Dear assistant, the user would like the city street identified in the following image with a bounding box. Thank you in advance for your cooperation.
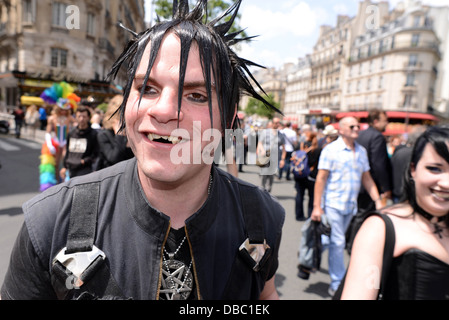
[0,130,337,300]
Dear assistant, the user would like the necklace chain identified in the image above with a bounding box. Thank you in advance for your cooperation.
[161,235,193,300]
[164,235,187,258]
[159,172,212,300]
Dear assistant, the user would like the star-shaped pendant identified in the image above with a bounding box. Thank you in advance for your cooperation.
[160,260,193,300]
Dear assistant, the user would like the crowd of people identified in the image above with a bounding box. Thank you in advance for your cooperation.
[1,0,448,301]
[235,109,449,300]
[31,95,135,191]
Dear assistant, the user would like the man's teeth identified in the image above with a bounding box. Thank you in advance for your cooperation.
[147,133,184,144]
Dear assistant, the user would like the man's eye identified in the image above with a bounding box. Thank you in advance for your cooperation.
[137,85,157,95]
[187,93,208,103]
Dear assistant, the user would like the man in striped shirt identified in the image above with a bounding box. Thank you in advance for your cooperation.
[311,116,383,296]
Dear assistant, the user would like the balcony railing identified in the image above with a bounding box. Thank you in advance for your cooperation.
[349,41,440,63]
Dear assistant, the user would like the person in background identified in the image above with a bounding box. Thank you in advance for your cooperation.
[319,124,339,148]
[311,116,383,296]
[39,106,48,130]
[12,105,24,138]
[356,109,392,210]
[387,134,403,158]
[341,126,449,300]
[25,104,40,139]
[279,121,298,180]
[258,117,286,193]
[293,131,321,221]
[39,100,76,191]
[91,109,104,130]
[96,95,134,170]
[60,106,99,180]
[391,126,426,203]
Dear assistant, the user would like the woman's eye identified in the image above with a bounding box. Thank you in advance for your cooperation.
[187,93,208,103]
[426,165,442,173]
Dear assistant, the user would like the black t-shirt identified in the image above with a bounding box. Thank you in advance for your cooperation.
[307,148,322,179]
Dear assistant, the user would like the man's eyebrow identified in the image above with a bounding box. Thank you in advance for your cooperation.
[183,80,215,89]
[134,75,215,89]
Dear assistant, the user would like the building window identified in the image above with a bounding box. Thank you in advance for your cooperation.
[23,0,36,23]
[51,48,67,68]
[409,54,418,67]
[411,33,420,47]
[381,56,386,70]
[413,15,421,27]
[405,73,415,86]
[403,94,413,107]
[379,39,385,53]
[87,13,95,36]
[379,76,384,89]
[52,2,68,27]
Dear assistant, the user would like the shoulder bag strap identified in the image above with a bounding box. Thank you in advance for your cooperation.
[376,213,395,300]
[333,212,395,300]
[237,184,271,272]
[51,182,125,299]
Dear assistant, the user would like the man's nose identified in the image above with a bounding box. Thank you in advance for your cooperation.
[147,88,183,123]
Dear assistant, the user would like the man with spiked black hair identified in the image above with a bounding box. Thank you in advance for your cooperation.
[1,0,285,300]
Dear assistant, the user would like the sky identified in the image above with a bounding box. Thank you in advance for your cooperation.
[144,0,448,69]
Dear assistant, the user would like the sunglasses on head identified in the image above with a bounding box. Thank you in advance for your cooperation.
[349,125,360,130]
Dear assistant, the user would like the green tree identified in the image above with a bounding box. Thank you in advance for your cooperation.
[153,0,246,37]
[244,94,279,120]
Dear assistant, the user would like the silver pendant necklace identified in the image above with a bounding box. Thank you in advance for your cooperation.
[159,173,212,300]
[160,235,193,300]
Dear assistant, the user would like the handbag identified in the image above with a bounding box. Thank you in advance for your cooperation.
[333,212,395,300]
[256,150,270,167]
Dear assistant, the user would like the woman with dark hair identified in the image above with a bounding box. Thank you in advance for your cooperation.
[340,126,449,299]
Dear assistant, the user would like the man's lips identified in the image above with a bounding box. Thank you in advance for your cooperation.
[145,132,188,145]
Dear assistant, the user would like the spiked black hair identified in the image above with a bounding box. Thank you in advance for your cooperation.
[107,0,281,132]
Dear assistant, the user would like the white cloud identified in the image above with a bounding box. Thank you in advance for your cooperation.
[240,2,320,40]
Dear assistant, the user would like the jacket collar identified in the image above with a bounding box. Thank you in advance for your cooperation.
[123,159,220,240]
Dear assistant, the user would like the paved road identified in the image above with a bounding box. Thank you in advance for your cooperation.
[0,129,339,300]
[0,133,41,286]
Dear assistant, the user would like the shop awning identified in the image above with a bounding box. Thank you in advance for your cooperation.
[20,96,44,106]
[336,111,439,122]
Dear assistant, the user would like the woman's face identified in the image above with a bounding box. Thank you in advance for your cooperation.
[411,143,449,217]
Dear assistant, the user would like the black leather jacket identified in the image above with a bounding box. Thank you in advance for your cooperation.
[12,159,284,299]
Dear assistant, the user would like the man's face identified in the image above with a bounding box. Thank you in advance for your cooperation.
[374,112,388,133]
[339,117,360,141]
[125,32,222,184]
[76,111,90,129]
